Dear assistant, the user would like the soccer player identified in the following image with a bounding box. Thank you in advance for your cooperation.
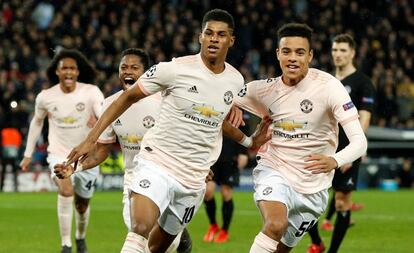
[234,23,368,253]
[307,34,375,253]
[65,9,271,253]
[54,48,192,253]
[20,49,104,253]
[203,136,248,243]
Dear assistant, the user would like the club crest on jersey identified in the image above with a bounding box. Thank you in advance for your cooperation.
[145,65,157,77]
[142,115,155,128]
[263,187,273,195]
[223,91,233,105]
[139,179,151,188]
[342,101,355,111]
[300,99,313,113]
[76,102,85,112]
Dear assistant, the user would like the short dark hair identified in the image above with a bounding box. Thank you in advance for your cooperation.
[202,9,234,32]
[277,23,313,48]
[121,48,150,71]
[46,49,96,84]
[332,34,356,49]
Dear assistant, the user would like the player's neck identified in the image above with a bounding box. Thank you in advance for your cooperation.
[201,55,226,74]
[335,64,356,80]
[59,82,76,93]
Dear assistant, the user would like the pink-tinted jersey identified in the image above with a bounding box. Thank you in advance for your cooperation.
[135,54,245,189]
[236,68,359,194]
[98,91,161,194]
[24,82,104,158]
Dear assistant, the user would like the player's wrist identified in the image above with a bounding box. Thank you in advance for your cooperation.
[239,135,253,148]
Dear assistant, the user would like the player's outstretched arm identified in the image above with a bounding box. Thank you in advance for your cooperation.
[67,85,146,165]
[20,114,45,171]
[223,116,272,149]
[54,143,111,179]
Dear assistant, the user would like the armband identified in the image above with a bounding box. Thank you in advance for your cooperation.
[239,135,253,148]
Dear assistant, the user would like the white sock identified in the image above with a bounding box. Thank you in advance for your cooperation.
[249,232,279,253]
[58,195,73,247]
[120,232,147,253]
[75,206,90,239]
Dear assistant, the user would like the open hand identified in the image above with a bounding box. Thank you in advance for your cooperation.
[304,154,338,174]
[251,116,272,148]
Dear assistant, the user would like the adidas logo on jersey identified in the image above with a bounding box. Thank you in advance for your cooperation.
[187,85,198,93]
[114,119,122,126]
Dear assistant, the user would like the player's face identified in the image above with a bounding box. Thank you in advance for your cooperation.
[277,36,313,85]
[119,54,145,90]
[331,42,355,68]
[55,58,79,88]
[199,21,235,62]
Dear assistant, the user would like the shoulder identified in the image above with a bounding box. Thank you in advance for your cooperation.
[37,84,59,99]
[103,90,122,106]
[172,54,198,65]
[355,71,374,86]
[309,68,337,83]
[78,82,102,92]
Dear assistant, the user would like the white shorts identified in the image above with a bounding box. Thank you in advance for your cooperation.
[47,155,100,199]
[253,165,329,247]
[129,157,206,235]
[122,192,131,231]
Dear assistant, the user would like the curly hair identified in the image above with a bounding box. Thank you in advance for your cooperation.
[121,48,150,71]
[46,49,97,85]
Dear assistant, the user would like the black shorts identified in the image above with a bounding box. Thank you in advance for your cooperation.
[211,158,240,187]
[332,158,361,192]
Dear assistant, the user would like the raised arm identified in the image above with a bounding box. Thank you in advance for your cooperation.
[66,84,146,164]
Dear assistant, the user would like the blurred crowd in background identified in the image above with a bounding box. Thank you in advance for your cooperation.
[0,0,413,182]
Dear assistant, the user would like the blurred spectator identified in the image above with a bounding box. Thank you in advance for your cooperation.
[2,0,414,164]
[0,121,22,192]
[396,75,414,122]
[396,158,414,188]
[31,1,55,30]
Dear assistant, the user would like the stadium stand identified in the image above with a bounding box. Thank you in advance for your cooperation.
[1,0,413,190]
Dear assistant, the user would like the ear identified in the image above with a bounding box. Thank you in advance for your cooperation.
[276,48,280,61]
[308,49,313,63]
[229,35,235,47]
[351,48,356,59]
[199,32,203,44]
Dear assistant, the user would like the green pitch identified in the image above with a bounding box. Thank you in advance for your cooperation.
[0,190,411,252]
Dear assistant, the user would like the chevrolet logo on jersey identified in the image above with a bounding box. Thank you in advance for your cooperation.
[120,134,143,144]
[57,117,79,124]
[192,105,222,118]
[184,104,223,127]
[273,120,307,132]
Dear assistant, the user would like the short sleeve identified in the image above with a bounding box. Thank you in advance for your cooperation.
[91,86,104,117]
[34,91,48,120]
[135,61,176,95]
[327,79,359,126]
[97,97,116,143]
[234,80,269,118]
[358,77,375,113]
